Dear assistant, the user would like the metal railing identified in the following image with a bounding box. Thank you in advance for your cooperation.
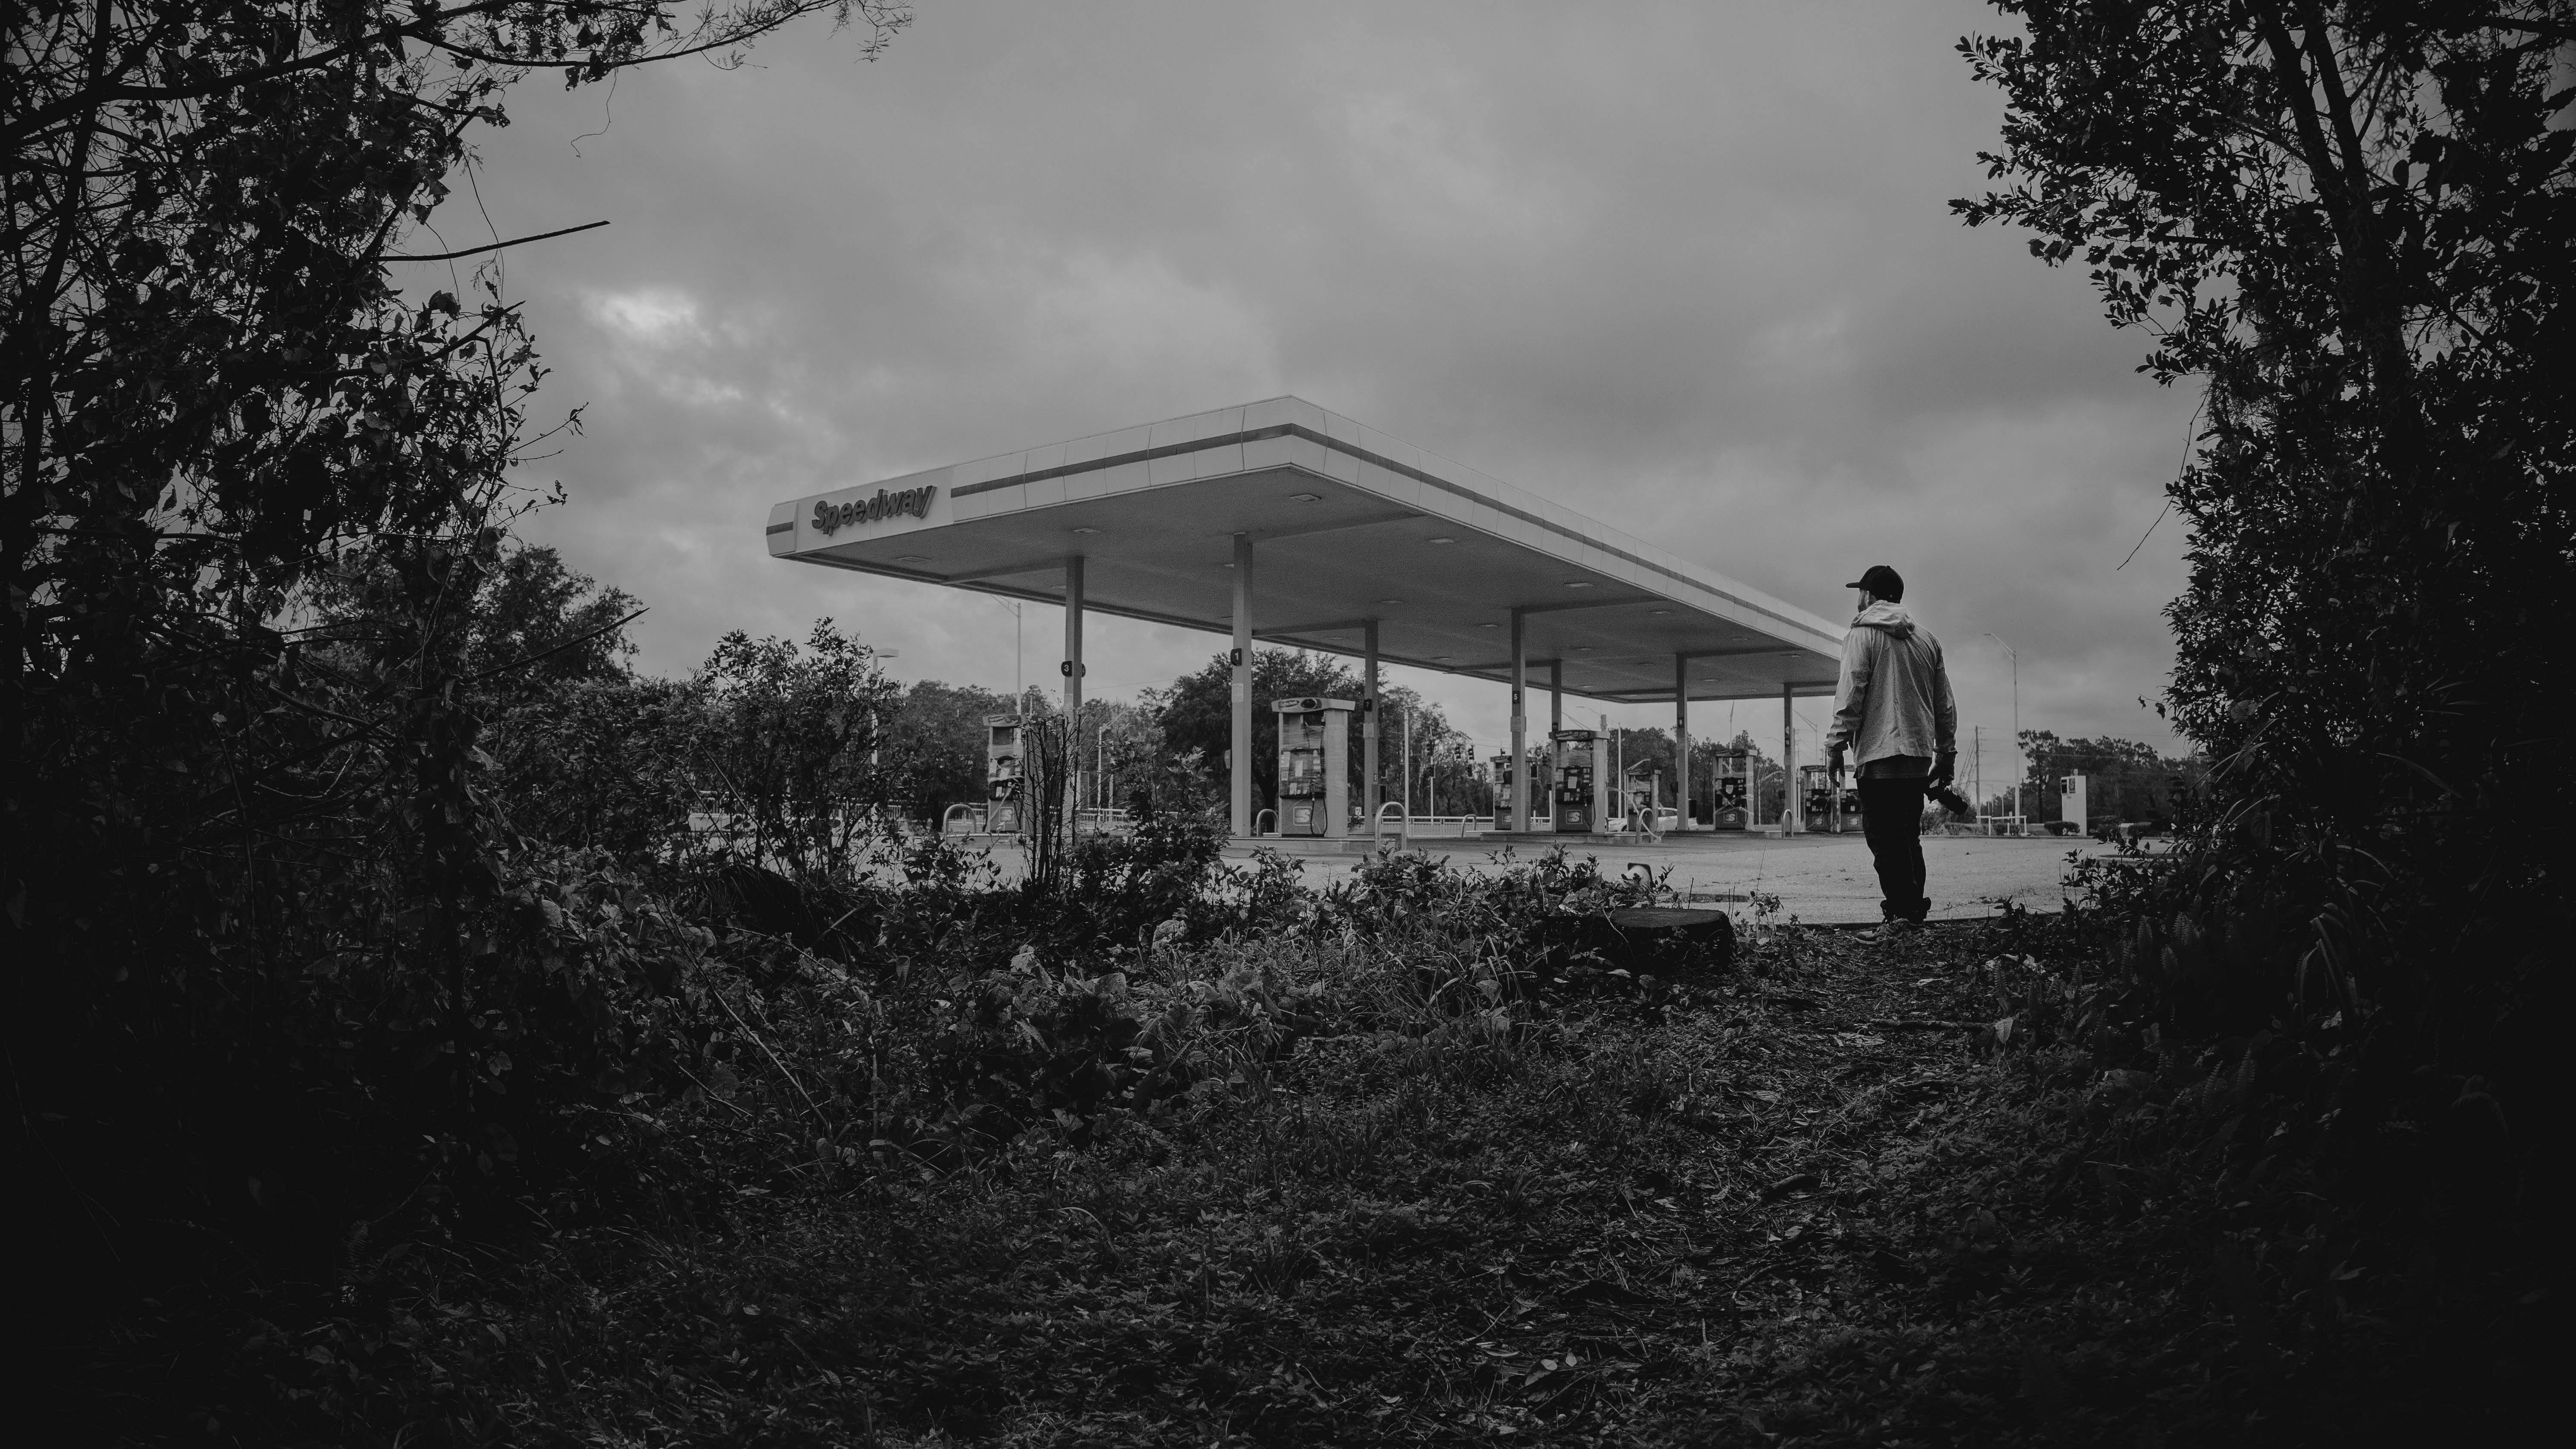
[1073,807,1133,835]
[1374,801,1407,848]
[942,803,1137,837]
[1391,813,1486,838]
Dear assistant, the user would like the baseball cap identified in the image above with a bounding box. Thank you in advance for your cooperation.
[1843,564,1904,600]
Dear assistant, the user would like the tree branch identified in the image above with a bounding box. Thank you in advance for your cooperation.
[385,219,609,262]
[0,6,515,150]
[462,604,647,684]
[2442,15,2576,45]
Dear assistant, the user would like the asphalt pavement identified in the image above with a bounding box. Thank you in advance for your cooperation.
[1222,830,2110,925]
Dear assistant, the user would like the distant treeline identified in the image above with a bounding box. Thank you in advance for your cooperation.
[2016,731,2205,828]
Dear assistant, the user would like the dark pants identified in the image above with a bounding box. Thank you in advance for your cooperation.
[1857,775,1930,922]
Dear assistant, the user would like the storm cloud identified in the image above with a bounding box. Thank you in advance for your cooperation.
[445,0,2198,766]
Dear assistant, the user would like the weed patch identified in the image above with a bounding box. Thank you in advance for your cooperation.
[162,896,2538,1446]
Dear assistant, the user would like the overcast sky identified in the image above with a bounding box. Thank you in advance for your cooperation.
[440,0,2199,774]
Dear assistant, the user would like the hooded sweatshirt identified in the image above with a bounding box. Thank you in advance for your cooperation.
[1825,601,1957,771]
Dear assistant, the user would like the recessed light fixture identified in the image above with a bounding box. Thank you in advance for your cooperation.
[1432,655,1456,662]
[895,554,928,563]
[1563,581,1594,590]
[1288,492,1323,503]
[1649,608,1674,616]
[1427,535,1457,545]
[1574,646,1595,652]
[1072,526,1101,535]
[1377,598,1405,605]
[1479,622,1500,629]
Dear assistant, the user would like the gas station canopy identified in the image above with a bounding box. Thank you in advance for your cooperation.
[765,397,1842,702]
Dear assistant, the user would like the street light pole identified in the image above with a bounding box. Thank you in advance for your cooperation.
[1984,633,2020,823]
[992,598,1024,707]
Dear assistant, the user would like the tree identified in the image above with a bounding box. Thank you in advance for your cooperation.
[885,678,1014,826]
[2017,729,2204,827]
[1958,1,2571,812]
[3,2,911,1394]
[1956,3,2568,1123]
[1707,729,1786,825]
[4,0,916,901]
[696,620,902,875]
[6,0,913,794]
[1374,681,1480,819]
[1079,697,1166,812]
[463,542,642,702]
[306,536,681,854]
[1153,648,1366,812]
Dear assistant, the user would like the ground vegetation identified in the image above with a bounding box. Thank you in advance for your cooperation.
[95,852,2537,1444]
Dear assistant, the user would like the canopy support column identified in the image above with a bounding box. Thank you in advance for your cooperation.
[1064,554,1085,830]
[1510,609,1529,833]
[1674,654,1691,833]
[1781,682,1798,835]
[1231,535,1253,838]
[1363,620,1381,838]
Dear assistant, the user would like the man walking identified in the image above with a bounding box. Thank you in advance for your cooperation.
[1824,565,1957,927]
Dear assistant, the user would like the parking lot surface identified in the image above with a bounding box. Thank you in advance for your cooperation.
[1227,830,2112,925]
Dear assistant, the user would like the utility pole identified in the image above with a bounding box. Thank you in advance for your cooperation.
[1984,633,2021,823]
[1973,726,1984,817]
[1401,706,1412,818]
[993,598,1023,708]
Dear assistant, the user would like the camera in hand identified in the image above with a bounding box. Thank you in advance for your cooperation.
[1929,783,1972,817]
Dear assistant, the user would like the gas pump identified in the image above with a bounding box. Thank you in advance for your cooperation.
[1838,775,1865,832]
[1622,762,1663,834]
[1710,750,1751,830]
[983,712,1026,834]
[1798,764,1838,833]
[1490,754,1515,831]
[2061,772,2089,837]
[1548,729,1609,832]
[1271,696,1353,837]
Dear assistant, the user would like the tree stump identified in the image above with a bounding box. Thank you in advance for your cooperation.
[1543,907,1735,978]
